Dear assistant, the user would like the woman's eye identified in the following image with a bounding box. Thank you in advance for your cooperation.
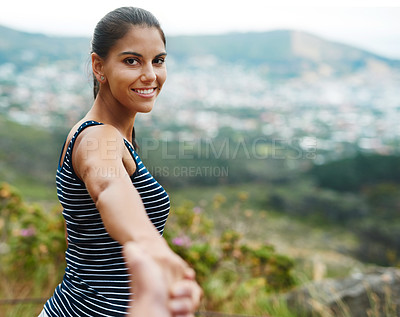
[125,58,138,65]
[153,58,165,65]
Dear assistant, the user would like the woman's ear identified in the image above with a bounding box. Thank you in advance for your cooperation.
[92,53,106,83]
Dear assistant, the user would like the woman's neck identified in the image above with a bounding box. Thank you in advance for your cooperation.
[85,93,137,143]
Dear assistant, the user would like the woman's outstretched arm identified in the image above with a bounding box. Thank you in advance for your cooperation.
[73,124,201,315]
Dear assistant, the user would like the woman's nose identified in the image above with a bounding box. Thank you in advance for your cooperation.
[141,63,156,82]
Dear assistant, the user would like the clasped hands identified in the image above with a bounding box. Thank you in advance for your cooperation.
[124,242,203,317]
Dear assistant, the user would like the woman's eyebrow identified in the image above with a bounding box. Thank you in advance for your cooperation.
[155,52,167,57]
[118,51,167,57]
[119,51,142,57]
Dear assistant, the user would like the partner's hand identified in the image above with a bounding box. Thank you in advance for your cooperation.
[124,242,202,317]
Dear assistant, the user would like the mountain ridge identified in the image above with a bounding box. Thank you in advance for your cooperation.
[0,24,399,76]
[166,29,400,76]
[167,28,396,61]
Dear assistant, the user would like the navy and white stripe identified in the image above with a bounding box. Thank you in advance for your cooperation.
[44,121,170,316]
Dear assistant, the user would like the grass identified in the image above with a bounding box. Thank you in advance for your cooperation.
[0,265,63,317]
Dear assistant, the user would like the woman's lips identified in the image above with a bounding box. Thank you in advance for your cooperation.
[132,88,157,98]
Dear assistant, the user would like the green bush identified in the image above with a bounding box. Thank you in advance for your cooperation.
[164,197,295,313]
[0,182,66,282]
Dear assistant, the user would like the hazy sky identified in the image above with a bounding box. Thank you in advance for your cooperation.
[1,0,400,59]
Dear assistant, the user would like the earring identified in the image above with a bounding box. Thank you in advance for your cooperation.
[100,75,105,81]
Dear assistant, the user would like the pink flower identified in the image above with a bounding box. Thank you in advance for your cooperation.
[20,227,36,237]
[172,235,192,247]
[193,206,203,214]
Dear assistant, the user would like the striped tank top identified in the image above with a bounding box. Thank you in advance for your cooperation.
[44,120,170,316]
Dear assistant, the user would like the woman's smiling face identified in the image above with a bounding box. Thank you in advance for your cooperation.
[101,26,167,114]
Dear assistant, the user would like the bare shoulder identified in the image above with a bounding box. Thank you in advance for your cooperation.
[77,123,122,140]
[72,123,127,181]
[70,123,133,200]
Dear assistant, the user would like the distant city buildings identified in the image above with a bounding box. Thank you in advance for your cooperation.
[1,54,400,163]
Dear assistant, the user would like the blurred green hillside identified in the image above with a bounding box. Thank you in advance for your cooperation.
[0,116,67,200]
[2,115,400,268]
[0,25,90,70]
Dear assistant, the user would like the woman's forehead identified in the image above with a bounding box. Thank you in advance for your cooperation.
[113,26,165,52]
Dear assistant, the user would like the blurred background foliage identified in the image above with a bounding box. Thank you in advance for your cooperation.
[2,116,400,315]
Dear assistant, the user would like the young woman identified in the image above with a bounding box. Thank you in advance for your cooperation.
[39,7,201,317]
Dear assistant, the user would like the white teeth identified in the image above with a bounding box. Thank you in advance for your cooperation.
[136,88,154,94]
